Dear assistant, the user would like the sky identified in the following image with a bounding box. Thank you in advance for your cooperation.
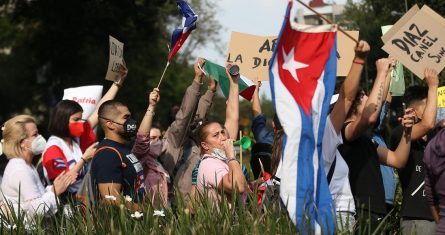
[196,0,350,100]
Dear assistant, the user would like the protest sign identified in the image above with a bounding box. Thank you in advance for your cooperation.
[381,5,445,79]
[227,31,358,79]
[226,32,276,81]
[105,36,124,82]
[63,85,103,119]
[438,86,445,108]
[337,31,359,76]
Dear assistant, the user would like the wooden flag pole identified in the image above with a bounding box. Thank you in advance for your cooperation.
[294,0,359,44]
[156,61,170,89]
[239,131,243,166]
[258,158,265,176]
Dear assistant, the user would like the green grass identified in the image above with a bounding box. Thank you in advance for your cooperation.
[0,185,405,235]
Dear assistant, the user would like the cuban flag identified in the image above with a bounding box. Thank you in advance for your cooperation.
[269,1,337,234]
[167,0,198,62]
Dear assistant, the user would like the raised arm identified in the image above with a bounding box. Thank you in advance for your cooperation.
[251,78,262,118]
[224,64,240,140]
[137,88,160,135]
[132,89,160,159]
[410,68,439,140]
[195,77,216,120]
[166,58,203,148]
[330,40,369,134]
[250,79,273,144]
[88,61,128,128]
[377,108,415,168]
[344,58,393,141]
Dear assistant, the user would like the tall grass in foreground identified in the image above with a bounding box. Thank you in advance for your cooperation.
[0,186,403,235]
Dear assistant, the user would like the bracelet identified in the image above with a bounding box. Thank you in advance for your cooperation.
[81,157,87,164]
[113,81,122,88]
[353,59,365,65]
[145,109,155,116]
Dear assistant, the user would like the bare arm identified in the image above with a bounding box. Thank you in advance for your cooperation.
[251,79,262,118]
[68,142,98,174]
[88,62,128,128]
[219,140,246,193]
[344,58,393,141]
[330,41,369,134]
[224,64,240,139]
[377,109,415,168]
[137,88,160,135]
[410,68,439,140]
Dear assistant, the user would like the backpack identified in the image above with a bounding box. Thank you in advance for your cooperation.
[75,146,126,211]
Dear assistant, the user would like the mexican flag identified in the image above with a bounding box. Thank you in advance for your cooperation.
[204,60,256,101]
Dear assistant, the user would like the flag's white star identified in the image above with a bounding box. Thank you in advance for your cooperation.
[282,47,308,82]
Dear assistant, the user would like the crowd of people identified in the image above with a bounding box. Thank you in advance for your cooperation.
[0,40,444,234]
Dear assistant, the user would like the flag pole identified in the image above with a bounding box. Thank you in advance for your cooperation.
[156,61,170,89]
[258,158,265,176]
[239,131,243,166]
[294,0,359,44]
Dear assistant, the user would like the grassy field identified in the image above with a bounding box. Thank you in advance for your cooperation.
[0,185,406,235]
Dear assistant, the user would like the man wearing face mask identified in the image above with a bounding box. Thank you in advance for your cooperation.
[131,88,166,207]
[93,100,145,207]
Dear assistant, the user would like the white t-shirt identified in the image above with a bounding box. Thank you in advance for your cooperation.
[1,158,58,223]
[323,117,355,213]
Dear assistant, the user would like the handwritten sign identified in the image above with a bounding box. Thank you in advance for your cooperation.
[381,5,445,79]
[105,36,124,82]
[337,31,359,76]
[227,31,359,79]
[63,85,103,119]
[226,32,276,81]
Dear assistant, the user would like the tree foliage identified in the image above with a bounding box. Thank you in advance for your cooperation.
[0,0,221,131]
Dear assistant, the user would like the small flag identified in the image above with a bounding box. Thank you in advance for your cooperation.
[269,1,336,234]
[203,60,256,101]
[167,0,198,62]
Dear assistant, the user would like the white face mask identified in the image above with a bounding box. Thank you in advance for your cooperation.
[28,135,47,155]
[211,148,227,161]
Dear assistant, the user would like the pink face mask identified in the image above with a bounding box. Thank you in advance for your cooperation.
[148,139,163,159]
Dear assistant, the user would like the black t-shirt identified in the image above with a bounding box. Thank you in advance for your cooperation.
[338,122,387,214]
[390,126,433,220]
[92,139,145,202]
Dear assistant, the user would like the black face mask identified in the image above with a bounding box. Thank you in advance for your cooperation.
[108,118,138,138]
[121,118,138,138]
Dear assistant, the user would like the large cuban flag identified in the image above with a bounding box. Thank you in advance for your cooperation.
[269,1,337,234]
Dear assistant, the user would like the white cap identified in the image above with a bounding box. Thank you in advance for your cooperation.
[330,94,339,105]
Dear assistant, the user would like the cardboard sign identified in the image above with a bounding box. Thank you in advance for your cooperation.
[63,85,103,119]
[381,5,445,79]
[226,31,359,79]
[105,36,124,82]
[226,32,276,81]
[337,31,359,76]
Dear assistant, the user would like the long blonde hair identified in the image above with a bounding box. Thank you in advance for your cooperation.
[2,115,36,159]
